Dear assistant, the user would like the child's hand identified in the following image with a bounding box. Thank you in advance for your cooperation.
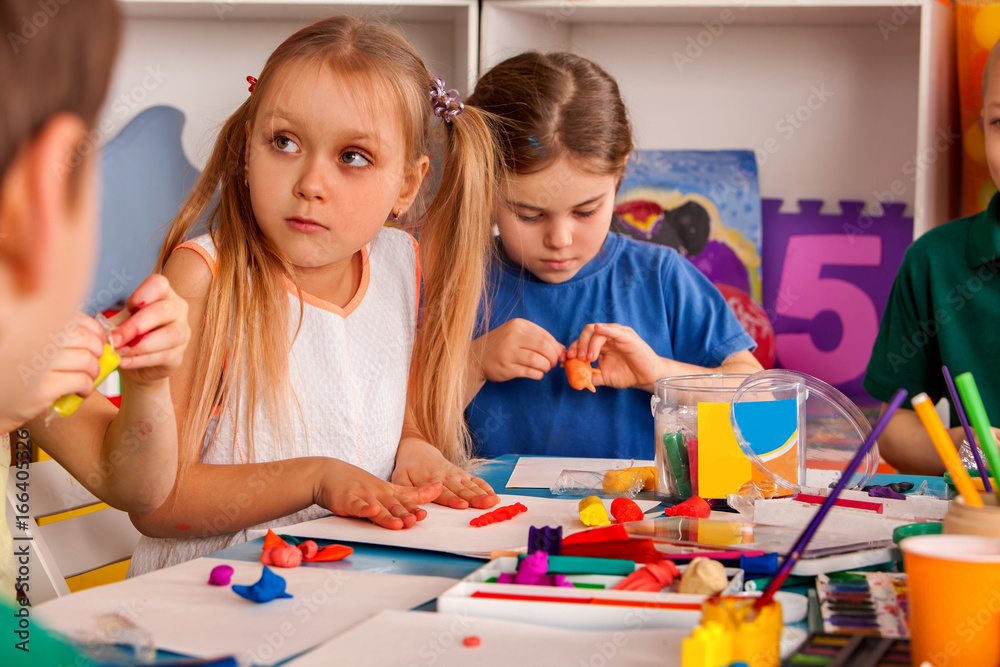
[567,323,660,390]
[393,438,500,510]
[109,274,190,386]
[474,318,565,384]
[314,458,443,530]
[14,312,107,425]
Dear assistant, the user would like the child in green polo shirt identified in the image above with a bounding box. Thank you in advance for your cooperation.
[865,39,1000,474]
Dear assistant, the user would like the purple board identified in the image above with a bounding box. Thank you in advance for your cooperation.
[761,199,913,398]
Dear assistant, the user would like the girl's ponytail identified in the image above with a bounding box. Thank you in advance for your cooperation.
[408,104,500,466]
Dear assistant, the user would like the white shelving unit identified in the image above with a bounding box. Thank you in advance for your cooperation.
[481,0,957,237]
[107,0,478,168]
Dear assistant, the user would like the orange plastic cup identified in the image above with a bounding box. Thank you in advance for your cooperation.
[901,535,1000,667]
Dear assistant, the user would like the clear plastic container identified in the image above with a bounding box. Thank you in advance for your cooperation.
[651,370,879,501]
[652,374,750,501]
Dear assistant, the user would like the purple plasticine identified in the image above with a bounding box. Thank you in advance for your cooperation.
[528,526,562,555]
[867,485,906,500]
[756,388,907,611]
[942,365,993,492]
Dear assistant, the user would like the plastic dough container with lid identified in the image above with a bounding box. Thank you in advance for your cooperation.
[651,370,880,501]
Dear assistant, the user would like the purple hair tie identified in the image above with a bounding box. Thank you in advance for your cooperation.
[429,77,464,123]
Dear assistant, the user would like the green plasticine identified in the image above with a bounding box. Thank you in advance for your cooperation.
[662,431,692,498]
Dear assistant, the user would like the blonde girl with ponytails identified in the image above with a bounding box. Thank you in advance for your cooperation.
[128,16,500,575]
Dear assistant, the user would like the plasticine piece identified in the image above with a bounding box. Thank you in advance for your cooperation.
[470,502,528,527]
[611,560,680,592]
[513,551,549,585]
[677,557,728,596]
[739,552,779,577]
[263,529,289,550]
[563,358,597,393]
[262,544,303,568]
[662,432,693,498]
[497,573,516,584]
[603,466,657,494]
[610,497,645,524]
[528,526,563,555]
[561,523,628,546]
[306,544,353,562]
[663,496,711,518]
[463,636,481,648]
[208,564,234,586]
[578,496,611,526]
[298,540,319,560]
[232,566,293,603]
[867,485,906,500]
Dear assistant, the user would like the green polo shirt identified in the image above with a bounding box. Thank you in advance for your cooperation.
[865,192,1000,426]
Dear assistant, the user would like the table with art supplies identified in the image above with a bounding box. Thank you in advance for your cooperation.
[31,371,1000,667]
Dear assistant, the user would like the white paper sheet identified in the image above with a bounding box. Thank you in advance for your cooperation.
[36,558,456,666]
[285,609,685,667]
[280,494,663,558]
[506,456,655,489]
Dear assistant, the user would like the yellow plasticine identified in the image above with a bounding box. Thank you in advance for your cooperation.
[51,343,121,417]
[602,466,658,493]
[681,621,733,667]
[578,496,610,526]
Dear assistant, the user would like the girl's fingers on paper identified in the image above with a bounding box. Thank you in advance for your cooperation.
[401,481,443,505]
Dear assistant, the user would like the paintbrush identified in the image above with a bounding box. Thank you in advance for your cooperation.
[754,388,907,612]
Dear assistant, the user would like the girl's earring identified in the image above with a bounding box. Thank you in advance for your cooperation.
[391,209,400,221]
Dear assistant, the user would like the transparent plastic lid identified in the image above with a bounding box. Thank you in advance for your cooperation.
[729,369,878,494]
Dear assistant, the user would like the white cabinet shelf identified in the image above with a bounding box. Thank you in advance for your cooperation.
[481,0,956,237]
[107,0,478,168]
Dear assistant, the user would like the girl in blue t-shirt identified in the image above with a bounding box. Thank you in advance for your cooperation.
[464,52,762,459]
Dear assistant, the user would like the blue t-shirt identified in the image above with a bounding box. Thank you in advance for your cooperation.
[468,232,755,459]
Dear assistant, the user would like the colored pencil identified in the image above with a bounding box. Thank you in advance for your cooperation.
[954,371,1000,493]
[912,392,983,506]
[755,388,908,611]
[942,366,992,492]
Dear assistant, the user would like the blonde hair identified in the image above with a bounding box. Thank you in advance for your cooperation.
[157,15,497,465]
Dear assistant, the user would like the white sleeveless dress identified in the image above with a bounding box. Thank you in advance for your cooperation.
[128,227,419,576]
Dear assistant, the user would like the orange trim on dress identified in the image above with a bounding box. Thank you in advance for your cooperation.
[175,241,218,277]
[283,247,370,317]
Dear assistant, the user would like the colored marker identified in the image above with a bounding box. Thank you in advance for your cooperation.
[954,372,1000,493]
[942,366,992,492]
[912,392,983,506]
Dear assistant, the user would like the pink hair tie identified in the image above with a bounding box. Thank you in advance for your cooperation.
[429,77,464,123]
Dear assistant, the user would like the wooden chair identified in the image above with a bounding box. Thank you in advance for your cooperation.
[5,459,141,605]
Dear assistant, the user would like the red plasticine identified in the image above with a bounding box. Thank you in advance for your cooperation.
[470,502,528,527]
[793,493,884,514]
[174,524,191,531]
[663,496,711,518]
[263,529,289,549]
[463,636,481,647]
[610,497,644,523]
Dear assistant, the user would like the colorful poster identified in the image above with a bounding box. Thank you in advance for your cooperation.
[614,149,762,303]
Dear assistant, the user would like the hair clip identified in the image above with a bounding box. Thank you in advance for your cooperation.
[246,76,257,94]
[429,77,464,123]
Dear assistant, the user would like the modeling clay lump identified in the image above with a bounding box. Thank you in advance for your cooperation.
[663,495,711,518]
[610,497,644,523]
[603,466,657,494]
[578,496,610,526]
[562,358,596,392]
[469,502,527,527]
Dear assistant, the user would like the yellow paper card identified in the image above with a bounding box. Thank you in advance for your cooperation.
[697,401,752,498]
